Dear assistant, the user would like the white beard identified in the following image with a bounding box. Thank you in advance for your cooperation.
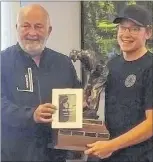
[18,38,48,57]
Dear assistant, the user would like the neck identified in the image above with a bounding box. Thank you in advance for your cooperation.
[123,47,147,61]
[32,55,41,67]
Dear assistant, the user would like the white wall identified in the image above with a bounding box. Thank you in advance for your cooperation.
[1,1,82,80]
[1,2,20,50]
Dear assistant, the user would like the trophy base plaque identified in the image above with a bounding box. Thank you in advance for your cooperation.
[54,119,109,151]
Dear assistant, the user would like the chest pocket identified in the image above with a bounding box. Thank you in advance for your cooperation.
[15,67,39,107]
[17,68,33,92]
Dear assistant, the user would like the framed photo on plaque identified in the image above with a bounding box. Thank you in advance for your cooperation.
[52,89,83,129]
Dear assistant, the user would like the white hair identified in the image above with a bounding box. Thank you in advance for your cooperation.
[16,4,51,28]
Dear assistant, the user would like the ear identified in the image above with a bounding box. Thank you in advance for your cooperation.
[145,28,152,40]
[48,26,52,36]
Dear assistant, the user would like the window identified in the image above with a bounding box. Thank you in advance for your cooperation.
[81,1,153,57]
[1,2,20,51]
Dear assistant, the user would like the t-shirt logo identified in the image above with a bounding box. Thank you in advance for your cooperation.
[125,74,136,87]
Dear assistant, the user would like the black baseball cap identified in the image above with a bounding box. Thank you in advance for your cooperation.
[113,5,152,27]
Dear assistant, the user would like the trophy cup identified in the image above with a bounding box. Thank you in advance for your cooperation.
[54,49,110,151]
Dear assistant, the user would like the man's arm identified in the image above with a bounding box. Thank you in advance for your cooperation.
[1,69,36,128]
[111,109,153,151]
[85,109,153,157]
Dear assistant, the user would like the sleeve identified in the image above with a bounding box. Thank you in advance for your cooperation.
[1,59,36,128]
[143,65,153,110]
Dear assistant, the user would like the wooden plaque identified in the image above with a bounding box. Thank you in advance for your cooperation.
[54,119,110,151]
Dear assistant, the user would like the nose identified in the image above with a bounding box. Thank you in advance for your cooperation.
[28,27,37,36]
[124,28,131,34]
[120,29,131,38]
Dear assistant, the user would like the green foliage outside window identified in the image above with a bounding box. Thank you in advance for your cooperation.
[82,1,153,57]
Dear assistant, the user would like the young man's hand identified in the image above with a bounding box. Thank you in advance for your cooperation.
[84,140,116,159]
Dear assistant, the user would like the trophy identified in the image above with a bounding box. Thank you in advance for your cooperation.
[54,49,110,151]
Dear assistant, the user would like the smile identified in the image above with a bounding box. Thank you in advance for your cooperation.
[122,40,133,43]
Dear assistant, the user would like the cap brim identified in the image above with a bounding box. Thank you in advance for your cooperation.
[113,17,144,26]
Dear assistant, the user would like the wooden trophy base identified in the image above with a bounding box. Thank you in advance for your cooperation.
[54,119,109,151]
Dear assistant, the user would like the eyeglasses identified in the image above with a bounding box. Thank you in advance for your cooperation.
[117,25,143,35]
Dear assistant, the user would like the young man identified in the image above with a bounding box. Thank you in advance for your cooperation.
[1,4,80,162]
[85,5,153,162]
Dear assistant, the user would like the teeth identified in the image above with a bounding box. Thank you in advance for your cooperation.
[27,39,38,41]
[122,41,131,43]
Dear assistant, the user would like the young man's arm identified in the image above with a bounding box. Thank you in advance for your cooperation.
[111,109,153,151]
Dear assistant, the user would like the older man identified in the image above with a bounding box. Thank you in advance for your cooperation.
[85,4,153,162]
[1,4,80,161]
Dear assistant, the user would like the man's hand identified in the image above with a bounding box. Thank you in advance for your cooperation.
[33,103,56,123]
[84,141,116,159]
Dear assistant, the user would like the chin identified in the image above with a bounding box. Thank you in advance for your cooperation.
[121,49,133,53]
[22,47,42,56]
[25,45,45,54]
[19,41,46,56]
[120,46,135,53]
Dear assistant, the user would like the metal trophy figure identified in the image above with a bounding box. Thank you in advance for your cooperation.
[69,49,109,120]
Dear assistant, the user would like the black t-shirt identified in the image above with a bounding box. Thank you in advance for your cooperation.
[104,51,153,161]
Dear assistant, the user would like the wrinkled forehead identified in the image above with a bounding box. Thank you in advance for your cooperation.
[18,9,48,25]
